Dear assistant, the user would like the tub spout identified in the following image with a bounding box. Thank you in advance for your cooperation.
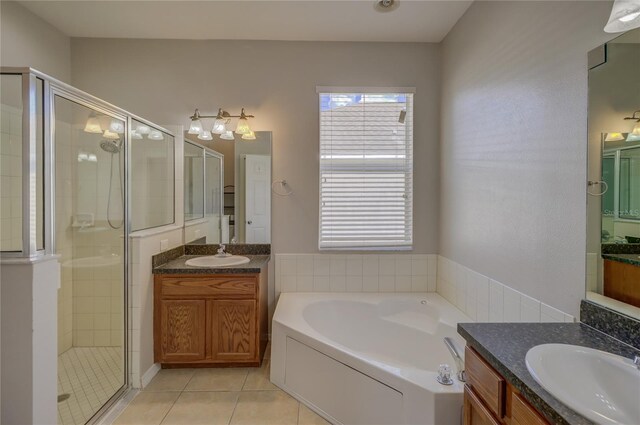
[443,337,466,382]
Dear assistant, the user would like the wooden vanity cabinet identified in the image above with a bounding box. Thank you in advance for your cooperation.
[154,267,268,367]
[464,346,549,425]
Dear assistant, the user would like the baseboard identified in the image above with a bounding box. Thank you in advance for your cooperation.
[140,363,161,388]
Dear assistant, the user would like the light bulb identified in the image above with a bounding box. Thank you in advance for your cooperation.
[103,129,120,140]
[619,11,640,21]
[84,112,102,133]
[136,124,151,135]
[130,130,143,140]
[109,119,125,134]
[188,118,203,135]
[235,118,251,135]
[212,119,227,135]
[241,130,256,140]
[220,130,235,140]
[198,130,213,141]
[148,130,164,140]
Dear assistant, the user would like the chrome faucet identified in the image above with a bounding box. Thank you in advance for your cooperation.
[634,355,640,370]
[216,244,227,257]
[443,337,467,382]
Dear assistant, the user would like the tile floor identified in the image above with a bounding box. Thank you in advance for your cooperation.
[113,346,329,425]
[58,347,125,425]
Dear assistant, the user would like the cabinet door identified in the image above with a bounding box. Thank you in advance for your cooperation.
[211,300,257,362]
[159,299,206,362]
[511,391,548,425]
[464,386,501,425]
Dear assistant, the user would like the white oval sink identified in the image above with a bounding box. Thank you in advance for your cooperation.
[526,344,640,425]
[185,255,250,268]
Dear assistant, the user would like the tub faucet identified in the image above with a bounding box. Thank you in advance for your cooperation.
[443,337,466,382]
[634,355,640,370]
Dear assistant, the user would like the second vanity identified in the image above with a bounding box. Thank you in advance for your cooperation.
[152,244,270,368]
[458,311,640,425]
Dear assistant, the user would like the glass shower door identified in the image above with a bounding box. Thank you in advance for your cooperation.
[54,95,126,425]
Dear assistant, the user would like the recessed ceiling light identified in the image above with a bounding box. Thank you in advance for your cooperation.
[374,0,399,13]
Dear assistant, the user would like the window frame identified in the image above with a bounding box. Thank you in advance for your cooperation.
[317,87,415,251]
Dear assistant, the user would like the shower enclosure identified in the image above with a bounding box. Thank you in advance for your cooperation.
[0,68,174,425]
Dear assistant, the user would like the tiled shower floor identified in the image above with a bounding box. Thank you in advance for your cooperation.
[58,347,124,425]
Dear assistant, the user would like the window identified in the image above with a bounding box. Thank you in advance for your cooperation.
[318,90,414,250]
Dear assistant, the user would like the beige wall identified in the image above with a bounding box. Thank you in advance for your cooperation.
[0,1,71,82]
[439,1,613,316]
[70,38,441,254]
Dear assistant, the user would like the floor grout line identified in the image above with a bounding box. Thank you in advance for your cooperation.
[157,391,181,425]
[227,391,240,425]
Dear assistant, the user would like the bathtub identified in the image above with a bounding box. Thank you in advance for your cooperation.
[270,292,472,425]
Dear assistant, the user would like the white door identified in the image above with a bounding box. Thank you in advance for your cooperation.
[244,155,271,243]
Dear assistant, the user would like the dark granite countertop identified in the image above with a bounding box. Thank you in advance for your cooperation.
[458,322,640,425]
[153,254,270,274]
[602,253,640,267]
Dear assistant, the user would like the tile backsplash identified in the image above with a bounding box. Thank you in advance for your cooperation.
[275,253,574,323]
[275,254,436,295]
[437,256,574,323]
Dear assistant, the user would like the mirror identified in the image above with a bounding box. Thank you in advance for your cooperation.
[587,28,640,316]
[183,131,272,245]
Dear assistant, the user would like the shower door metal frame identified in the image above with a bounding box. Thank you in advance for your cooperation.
[49,80,132,424]
[1,67,176,424]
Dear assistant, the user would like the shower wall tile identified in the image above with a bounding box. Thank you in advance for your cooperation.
[275,253,436,297]
[436,255,574,324]
[0,104,23,252]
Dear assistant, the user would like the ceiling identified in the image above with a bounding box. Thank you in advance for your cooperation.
[18,0,473,43]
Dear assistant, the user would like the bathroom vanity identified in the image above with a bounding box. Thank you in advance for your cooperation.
[458,321,640,425]
[152,245,270,368]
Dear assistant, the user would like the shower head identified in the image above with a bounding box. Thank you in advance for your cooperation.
[100,139,122,154]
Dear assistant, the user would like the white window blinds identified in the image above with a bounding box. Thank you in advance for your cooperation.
[319,92,414,250]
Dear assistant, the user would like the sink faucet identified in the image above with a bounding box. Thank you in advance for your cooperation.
[634,355,640,370]
[443,337,467,382]
[217,244,227,257]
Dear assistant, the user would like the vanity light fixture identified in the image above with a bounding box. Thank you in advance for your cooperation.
[109,119,125,134]
[235,109,252,135]
[627,123,640,141]
[188,108,255,140]
[84,112,103,133]
[220,130,235,140]
[605,0,640,32]
[102,129,120,140]
[605,132,626,142]
[130,130,143,140]
[624,110,640,141]
[198,130,213,141]
[188,112,204,135]
[148,130,164,141]
[241,129,256,140]
[136,124,151,135]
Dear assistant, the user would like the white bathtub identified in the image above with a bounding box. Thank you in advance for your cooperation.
[270,292,471,425]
